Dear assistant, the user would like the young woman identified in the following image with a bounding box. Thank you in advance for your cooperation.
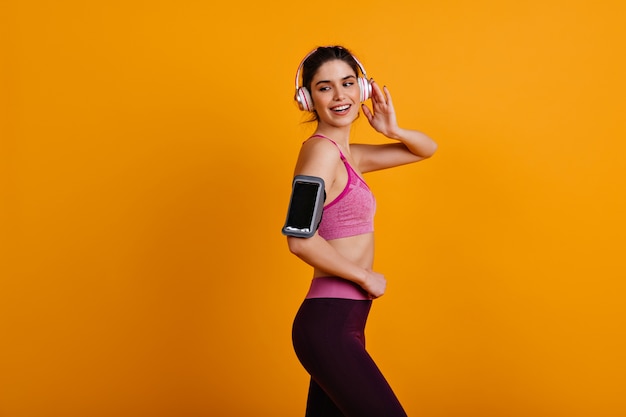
[286,46,437,417]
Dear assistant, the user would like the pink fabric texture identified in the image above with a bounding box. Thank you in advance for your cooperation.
[305,276,371,300]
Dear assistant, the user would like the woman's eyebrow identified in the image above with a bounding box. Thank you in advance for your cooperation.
[314,75,356,86]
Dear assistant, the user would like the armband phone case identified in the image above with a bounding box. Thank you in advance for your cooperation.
[282,175,325,238]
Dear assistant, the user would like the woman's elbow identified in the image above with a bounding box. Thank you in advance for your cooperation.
[423,141,438,159]
[287,236,307,256]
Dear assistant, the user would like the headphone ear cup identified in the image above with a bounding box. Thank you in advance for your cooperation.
[295,87,314,112]
[358,77,371,102]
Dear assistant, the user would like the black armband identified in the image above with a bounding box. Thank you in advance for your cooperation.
[281,175,325,238]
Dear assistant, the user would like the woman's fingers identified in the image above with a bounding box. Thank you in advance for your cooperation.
[361,103,373,121]
[371,80,385,104]
[383,85,393,105]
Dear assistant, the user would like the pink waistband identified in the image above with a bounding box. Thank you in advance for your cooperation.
[305,276,371,300]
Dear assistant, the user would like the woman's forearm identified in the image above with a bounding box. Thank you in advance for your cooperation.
[388,127,438,158]
[286,235,368,286]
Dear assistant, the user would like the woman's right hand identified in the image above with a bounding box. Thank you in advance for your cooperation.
[362,271,387,299]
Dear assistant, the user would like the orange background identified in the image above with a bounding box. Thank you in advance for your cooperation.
[2,1,625,416]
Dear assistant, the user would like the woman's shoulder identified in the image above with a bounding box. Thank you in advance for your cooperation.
[299,136,342,160]
[294,136,343,177]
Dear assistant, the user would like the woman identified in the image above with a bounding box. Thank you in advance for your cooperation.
[286,46,437,417]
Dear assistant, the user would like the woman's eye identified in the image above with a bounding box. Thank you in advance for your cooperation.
[343,82,354,87]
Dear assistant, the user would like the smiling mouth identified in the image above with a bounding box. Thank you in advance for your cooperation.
[331,104,351,113]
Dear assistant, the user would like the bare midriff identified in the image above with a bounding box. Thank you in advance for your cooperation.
[312,232,374,279]
[305,233,375,300]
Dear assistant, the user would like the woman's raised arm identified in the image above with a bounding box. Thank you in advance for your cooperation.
[356,81,437,173]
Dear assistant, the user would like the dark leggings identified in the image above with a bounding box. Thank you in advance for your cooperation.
[292,298,408,417]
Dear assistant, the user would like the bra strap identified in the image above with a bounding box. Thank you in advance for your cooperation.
[305,134,346,160]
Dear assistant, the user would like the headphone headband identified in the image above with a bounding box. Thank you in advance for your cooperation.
[294,46,368,91]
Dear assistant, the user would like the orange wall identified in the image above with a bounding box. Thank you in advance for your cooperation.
[2,1,625,416]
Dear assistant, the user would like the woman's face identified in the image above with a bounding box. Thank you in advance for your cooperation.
[309,59,361,128]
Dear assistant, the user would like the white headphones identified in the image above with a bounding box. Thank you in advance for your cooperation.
[294,47,372,112]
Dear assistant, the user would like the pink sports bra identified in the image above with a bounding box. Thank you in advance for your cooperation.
[305,135,376,240]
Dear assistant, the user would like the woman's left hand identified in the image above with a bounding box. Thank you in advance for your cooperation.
[361,81,401,139]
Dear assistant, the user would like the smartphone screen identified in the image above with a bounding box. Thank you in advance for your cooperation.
[285,181,320,231]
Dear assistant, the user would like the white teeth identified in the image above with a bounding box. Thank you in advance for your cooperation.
[332,105,350,111]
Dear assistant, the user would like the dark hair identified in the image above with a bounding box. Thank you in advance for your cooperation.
[300,46,361,121]
[301,46,360,93]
